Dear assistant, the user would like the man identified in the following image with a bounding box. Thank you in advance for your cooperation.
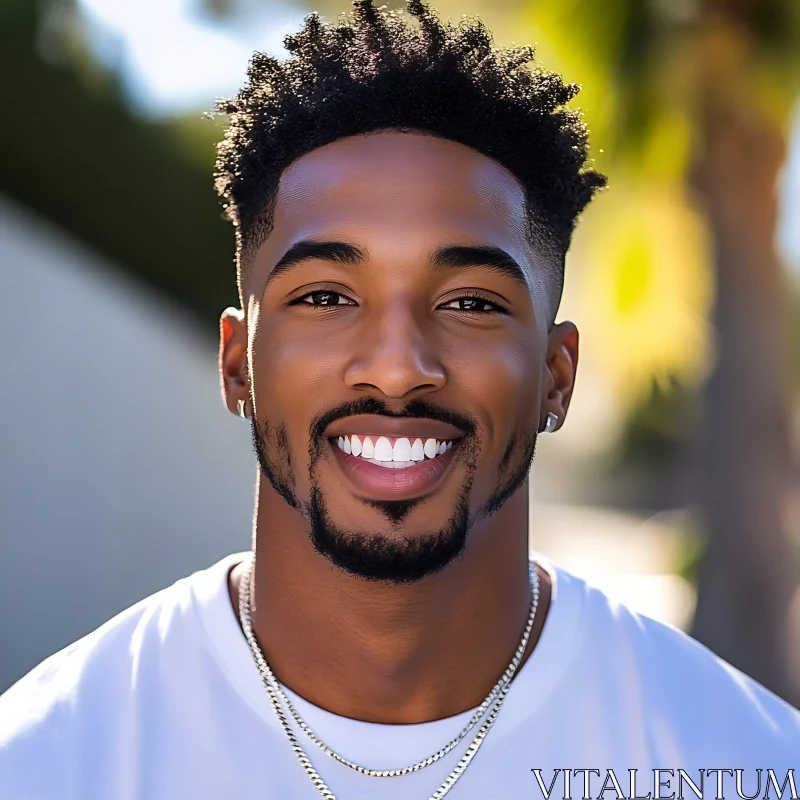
[1,1,798,797]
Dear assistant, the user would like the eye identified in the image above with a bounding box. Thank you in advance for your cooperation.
[439,294,507,314]
[293,290,356,307]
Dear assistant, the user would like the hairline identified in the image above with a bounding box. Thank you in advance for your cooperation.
[234,128,566,308]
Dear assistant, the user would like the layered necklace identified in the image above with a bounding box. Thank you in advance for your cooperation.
[238,556,539,800]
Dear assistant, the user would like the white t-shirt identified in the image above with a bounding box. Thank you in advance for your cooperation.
[1,552,798,800]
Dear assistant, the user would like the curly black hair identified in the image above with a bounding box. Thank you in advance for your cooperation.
[214,0,606,302]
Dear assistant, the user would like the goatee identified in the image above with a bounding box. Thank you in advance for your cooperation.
[250,398,538,583]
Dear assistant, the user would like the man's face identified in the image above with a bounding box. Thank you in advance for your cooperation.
[229,131,573,582]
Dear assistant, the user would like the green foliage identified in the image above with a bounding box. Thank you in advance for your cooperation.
[613,229,653,316]
[614,375,698,467]
[672,512,707,588]
[0,0,237,331]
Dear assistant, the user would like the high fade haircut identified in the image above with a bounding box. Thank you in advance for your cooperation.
[214,0,607,307]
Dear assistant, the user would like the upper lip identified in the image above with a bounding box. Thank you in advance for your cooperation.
[325,415,464,442]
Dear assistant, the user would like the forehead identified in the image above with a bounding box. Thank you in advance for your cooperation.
[277,131,527,228]
[249,131,533,292]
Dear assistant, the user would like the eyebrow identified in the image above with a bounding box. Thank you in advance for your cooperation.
[429,245,529,288]
[266,240,367,287]
[265,239,529,289]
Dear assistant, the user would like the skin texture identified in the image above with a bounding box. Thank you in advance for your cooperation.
[220,130,578,724]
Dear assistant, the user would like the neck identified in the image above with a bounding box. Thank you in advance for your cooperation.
[229,474,551,724]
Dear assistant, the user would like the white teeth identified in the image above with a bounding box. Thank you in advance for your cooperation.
[374,436,393,461]
[392,438,412,461]
[336,434,455,464]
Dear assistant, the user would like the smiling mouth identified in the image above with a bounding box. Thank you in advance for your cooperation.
[328,434,461,500]
[332,434,455,468]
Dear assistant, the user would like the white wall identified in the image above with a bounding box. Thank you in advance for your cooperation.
[0,196,254,692]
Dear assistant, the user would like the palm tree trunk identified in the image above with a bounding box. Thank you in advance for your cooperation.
[689,60,799,703]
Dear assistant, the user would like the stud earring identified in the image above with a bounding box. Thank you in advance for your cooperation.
[237,398,249,419]
[543,412,558,433]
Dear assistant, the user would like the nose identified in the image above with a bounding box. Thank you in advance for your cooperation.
[344,301,446,398]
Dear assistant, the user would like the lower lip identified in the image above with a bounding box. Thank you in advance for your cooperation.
[329,441,459,500]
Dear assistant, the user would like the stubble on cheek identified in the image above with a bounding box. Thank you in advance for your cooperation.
[478,421,538,522]
[251,414,301,510]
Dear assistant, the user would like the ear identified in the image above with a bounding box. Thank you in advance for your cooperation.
[219,307,250,418]
[540,321,579,432]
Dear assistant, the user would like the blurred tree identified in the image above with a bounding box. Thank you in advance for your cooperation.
[683,1,800,704]
[0,0,237,326]
[512,0,800,702]
[575,0,800,705]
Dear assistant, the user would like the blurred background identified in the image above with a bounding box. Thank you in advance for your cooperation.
[1,0,799,705]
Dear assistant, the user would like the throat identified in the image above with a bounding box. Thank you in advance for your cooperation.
[229,551,550,725]
[241,473,545,724]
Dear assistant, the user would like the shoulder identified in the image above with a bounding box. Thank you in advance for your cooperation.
[0,553,244,798]
[547,561,800,760]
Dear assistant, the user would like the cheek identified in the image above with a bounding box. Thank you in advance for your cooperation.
[450,333,542,442]
[491,353,539,417]
[485,361,540,485]
[250,317,355,489]
[253,313,351,407]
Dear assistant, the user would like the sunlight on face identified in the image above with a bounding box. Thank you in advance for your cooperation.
[244,132,552,581]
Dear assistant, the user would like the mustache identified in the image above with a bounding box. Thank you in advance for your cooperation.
[308,396,479,443]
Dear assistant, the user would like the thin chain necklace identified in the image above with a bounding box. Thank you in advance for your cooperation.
[238,556,539,800]
[241,559,539,777]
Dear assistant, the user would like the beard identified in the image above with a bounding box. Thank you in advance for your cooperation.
[251,398,539,584]
[479,424,539,521]
[306,480,473,583]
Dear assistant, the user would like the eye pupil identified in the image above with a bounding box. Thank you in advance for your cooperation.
[460,298,488,311]
[313,291,338,305]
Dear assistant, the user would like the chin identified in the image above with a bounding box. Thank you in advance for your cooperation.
[307,484,471,583]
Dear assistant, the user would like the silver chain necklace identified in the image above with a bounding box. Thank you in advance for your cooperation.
[238,556,539,800]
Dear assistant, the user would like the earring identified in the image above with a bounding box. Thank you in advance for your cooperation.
[543,412,558,433]
[237,398,249,419]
